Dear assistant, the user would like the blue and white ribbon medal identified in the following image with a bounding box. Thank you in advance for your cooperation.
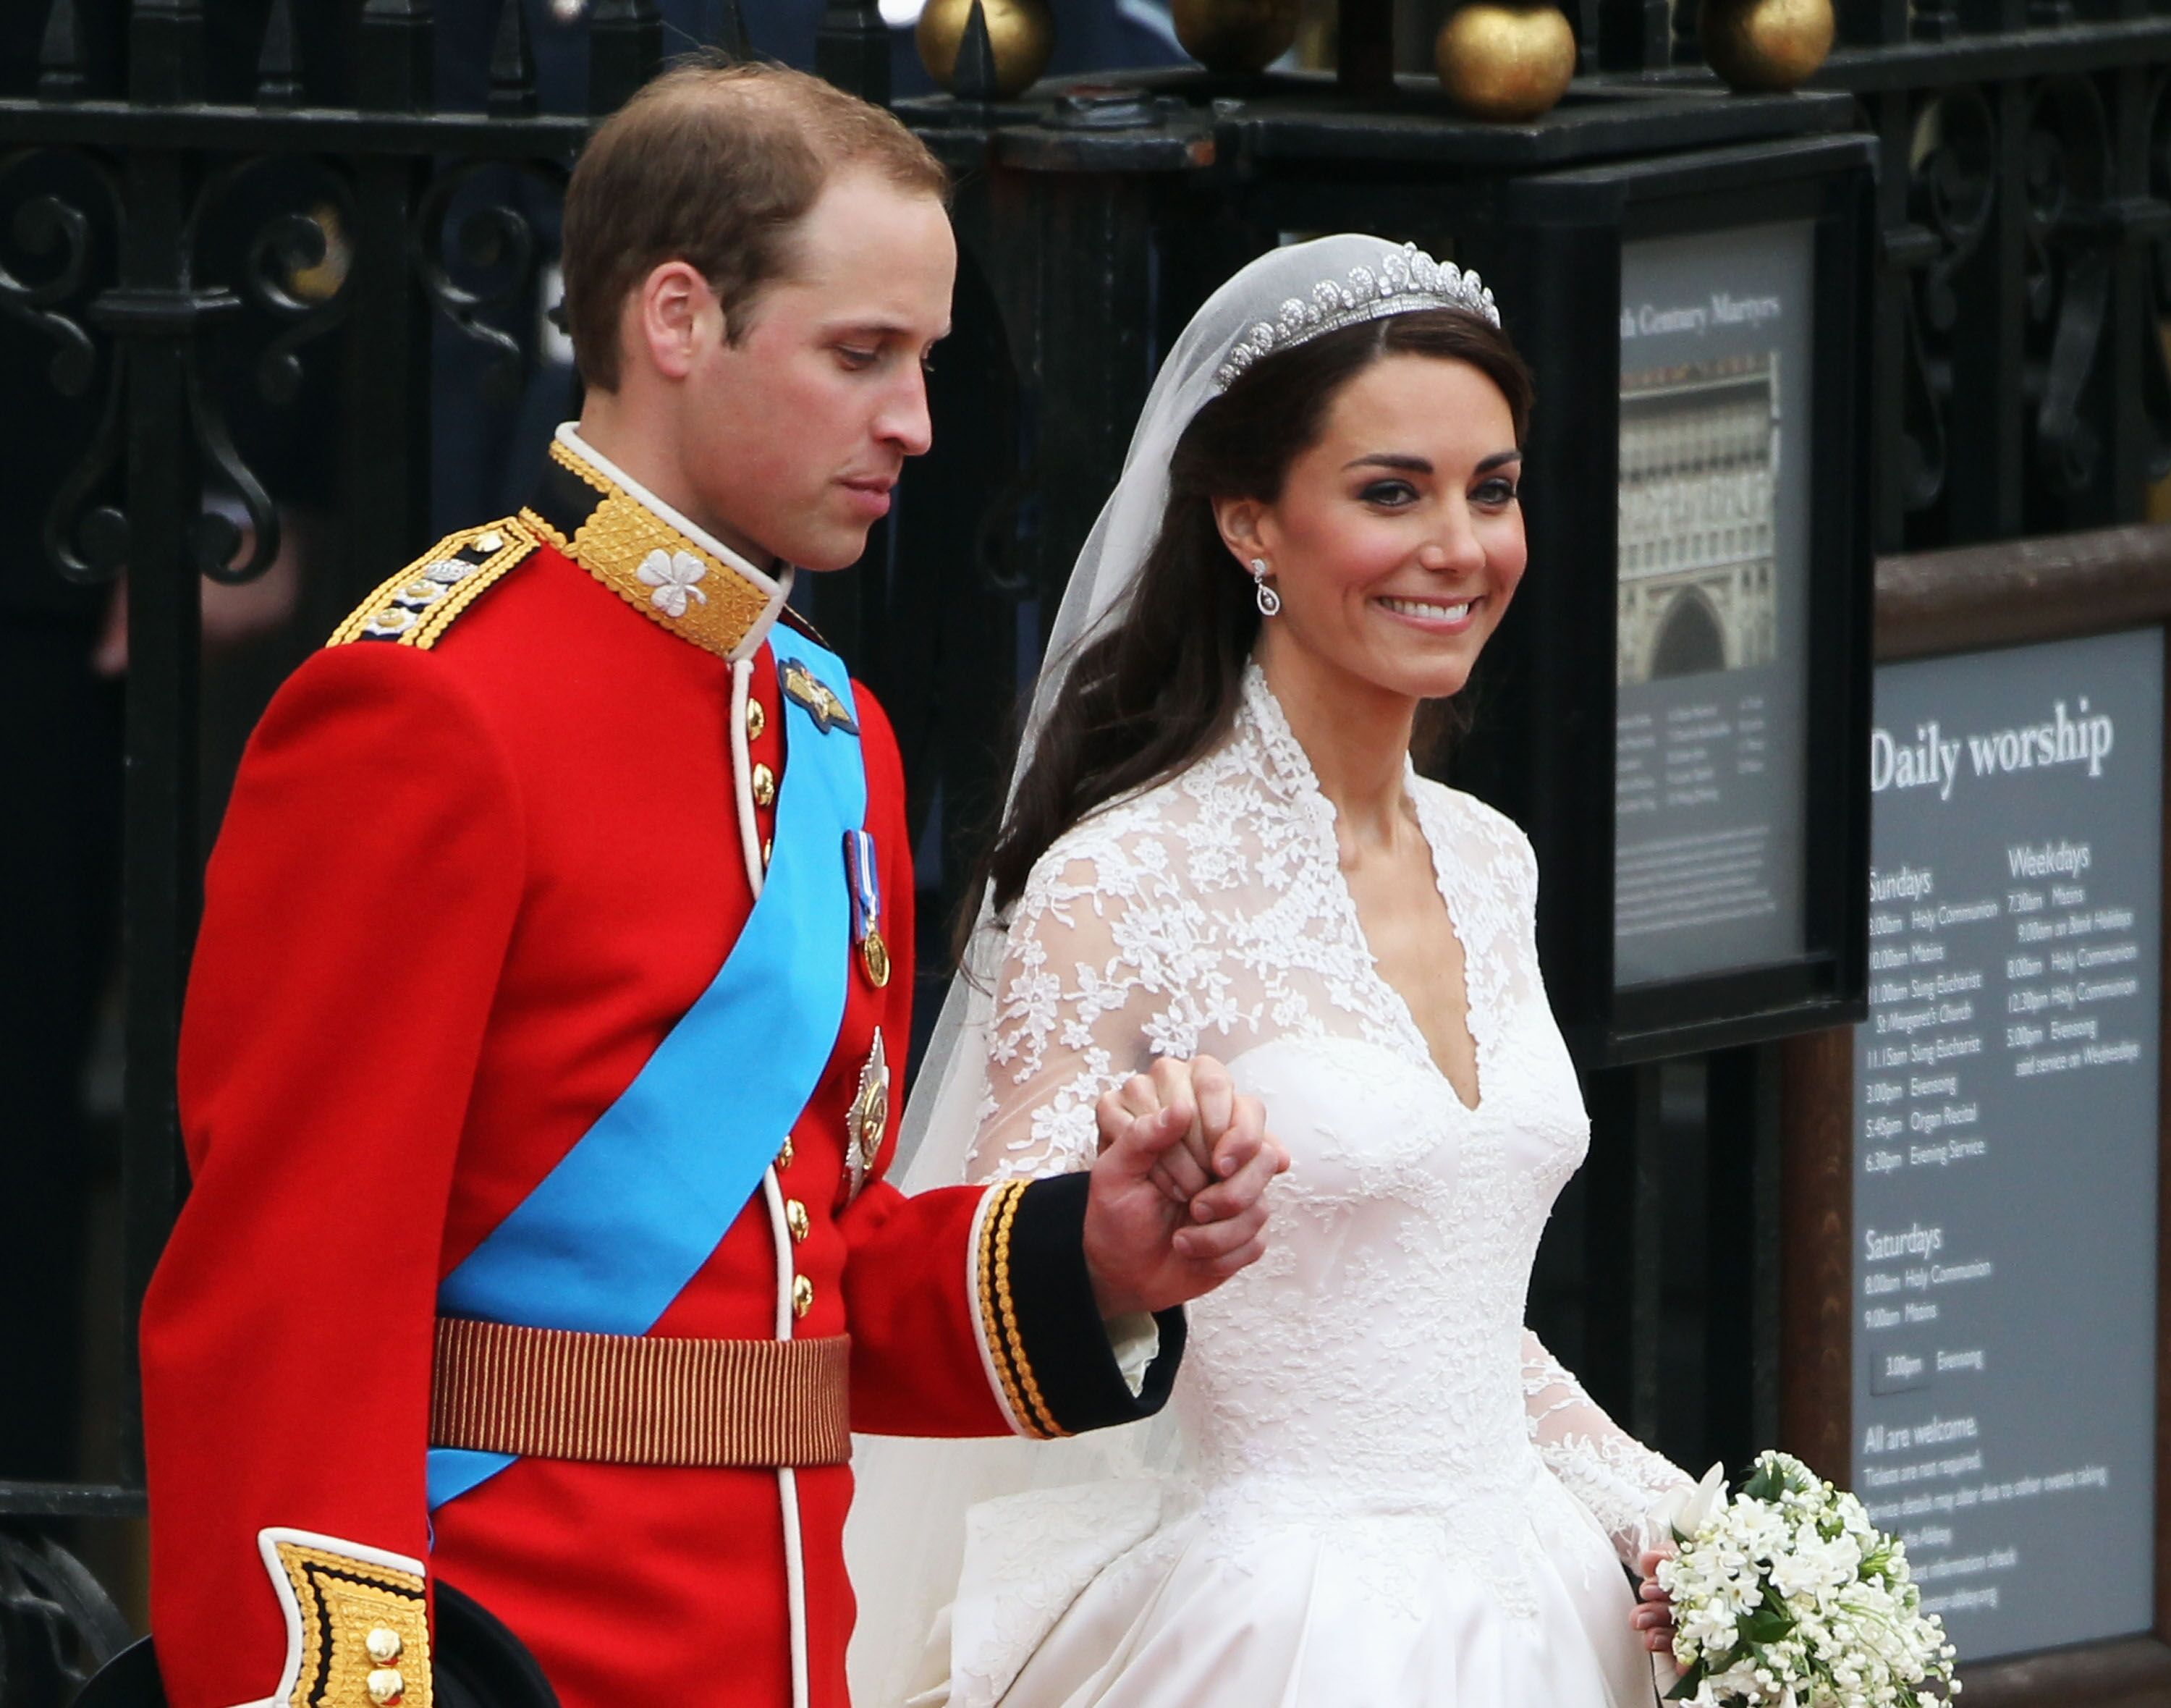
[845,829,888,989]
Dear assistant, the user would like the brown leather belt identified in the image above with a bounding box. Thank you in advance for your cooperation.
[429,1318,852,1468]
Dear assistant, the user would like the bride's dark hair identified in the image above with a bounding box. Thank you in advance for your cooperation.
[981,305,1532,919]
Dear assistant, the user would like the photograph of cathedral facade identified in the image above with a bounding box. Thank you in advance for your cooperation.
[1616,352,1781,686]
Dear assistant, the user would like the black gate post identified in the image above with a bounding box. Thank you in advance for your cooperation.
[345,0,439,605]
[102,0,218,1504]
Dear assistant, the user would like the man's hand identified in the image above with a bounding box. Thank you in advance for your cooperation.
[1095,1057,1250,1206]
[1082,1054,1287,1318]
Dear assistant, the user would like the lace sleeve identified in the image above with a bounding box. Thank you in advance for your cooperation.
[964,833,1198,1185]
[1523,1329,1691,1564]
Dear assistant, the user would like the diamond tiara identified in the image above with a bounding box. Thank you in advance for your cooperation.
[1211,243,1501,393]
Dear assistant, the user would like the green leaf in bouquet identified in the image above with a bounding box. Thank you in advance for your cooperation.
[1664,1662,1706,1701]
[1742,1460,1790,1503]
[1741,1605,1795,1645]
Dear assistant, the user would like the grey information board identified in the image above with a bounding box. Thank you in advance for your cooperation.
[1853,627,2162,1661]
[1614,219,1815,987]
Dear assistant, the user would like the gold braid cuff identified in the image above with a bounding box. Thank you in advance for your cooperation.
[430,1319,852,1468]
[268,1534,432,1708]
[975,1180,1067,1440]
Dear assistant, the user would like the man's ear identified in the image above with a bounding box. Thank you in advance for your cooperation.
[1210,494,1268,568]
[627,260,716,383]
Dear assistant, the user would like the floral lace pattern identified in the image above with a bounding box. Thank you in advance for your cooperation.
[970,666,1688,1581]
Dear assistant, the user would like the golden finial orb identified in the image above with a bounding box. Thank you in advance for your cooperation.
[916,0,1057,98]
[1698,0,1834,90]
[1172,0,1302,73]
[1434,1,1577,122]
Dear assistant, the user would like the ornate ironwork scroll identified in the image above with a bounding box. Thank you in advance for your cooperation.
[1901,86,1997,521]
[2020,74,2115,504]
[0,149,126,583]
[413,159,567,407]
[0,1522,130,1703]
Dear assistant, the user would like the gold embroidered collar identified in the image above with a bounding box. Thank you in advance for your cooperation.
[520,425,794,664]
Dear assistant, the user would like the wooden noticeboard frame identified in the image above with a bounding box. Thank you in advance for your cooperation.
[1779,522,2171,1707]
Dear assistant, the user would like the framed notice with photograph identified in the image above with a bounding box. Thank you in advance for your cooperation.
[1457,134,1876,1065]
[1779,525,2171,1706]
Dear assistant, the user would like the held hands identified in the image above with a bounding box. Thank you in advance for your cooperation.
[1080,1055,1289,1319]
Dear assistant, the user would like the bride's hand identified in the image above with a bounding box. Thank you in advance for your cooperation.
[1633,1547,1679,1657]
[1085,1057,1287,1316]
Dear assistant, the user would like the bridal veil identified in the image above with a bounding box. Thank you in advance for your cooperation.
[844,235,1502,1707]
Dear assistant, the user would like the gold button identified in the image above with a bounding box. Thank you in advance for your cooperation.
[775,1136,794,1170]
[366,1669,406,1706]
[365,1628,403,1665]
[762,837,772,870]
[751,762,776,808]
[745,698,766,740]
[785,1198,811,1242]
[792,1274,814,1318]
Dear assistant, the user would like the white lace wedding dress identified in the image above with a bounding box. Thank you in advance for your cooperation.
[907,665,1690,1708]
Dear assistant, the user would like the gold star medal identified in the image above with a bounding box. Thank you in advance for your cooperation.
[845,1031,891,1201]
[845,829,889,989]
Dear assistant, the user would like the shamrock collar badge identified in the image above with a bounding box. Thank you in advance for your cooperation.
[638,549,708,618]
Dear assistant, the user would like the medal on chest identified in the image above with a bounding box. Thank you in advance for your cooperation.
[843,827,889,989]
[845,1030,890,1201]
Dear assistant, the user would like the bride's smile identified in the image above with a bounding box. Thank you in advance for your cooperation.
[1217,351,1528,711]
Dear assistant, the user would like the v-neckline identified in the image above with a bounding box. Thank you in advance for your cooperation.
[1240,667,1486,1115]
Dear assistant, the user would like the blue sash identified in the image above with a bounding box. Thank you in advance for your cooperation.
[427,625,864,1510]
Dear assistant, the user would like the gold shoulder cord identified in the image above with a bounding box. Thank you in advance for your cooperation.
[326,516,539,651]
[270,1536,432,1708]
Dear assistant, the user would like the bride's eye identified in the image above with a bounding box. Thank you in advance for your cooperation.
[1359,478,1418,507]
[1472,476,1519,507]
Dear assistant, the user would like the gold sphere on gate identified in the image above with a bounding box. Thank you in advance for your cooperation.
[916,0,1057,98]
[1173,0,1303,74]
[1698,0,1834,90]
[1434,2,1577,123]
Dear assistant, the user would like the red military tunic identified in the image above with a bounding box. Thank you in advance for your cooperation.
[139,428,1180,1708]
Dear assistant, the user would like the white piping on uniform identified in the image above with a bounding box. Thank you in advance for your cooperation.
[763,1167,812,1708]
[729,657,766,898]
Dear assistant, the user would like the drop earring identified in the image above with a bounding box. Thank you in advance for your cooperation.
[1249,557,1281,617]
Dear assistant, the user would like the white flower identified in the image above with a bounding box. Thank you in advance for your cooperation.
[637,548,708,617]
[1662,1452,1954,1708]
[1649,1460,1730,1548]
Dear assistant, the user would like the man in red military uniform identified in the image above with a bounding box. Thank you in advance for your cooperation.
[134,62,1281,1708]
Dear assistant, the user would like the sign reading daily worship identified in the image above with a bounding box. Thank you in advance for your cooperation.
[1852,629,2162,1662]
[1612,219,1816,988]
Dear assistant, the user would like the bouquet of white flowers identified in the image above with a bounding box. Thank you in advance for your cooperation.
[1655,1450,1959,1708]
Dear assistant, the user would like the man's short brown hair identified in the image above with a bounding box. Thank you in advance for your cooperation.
[561,60,949,392]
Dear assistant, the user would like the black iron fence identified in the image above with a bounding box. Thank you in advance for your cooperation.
[0,0,2166,1695]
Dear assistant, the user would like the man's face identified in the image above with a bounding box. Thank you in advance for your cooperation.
[673,169,955,572]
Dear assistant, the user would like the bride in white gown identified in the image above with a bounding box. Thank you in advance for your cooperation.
[848,237,1701,1708]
